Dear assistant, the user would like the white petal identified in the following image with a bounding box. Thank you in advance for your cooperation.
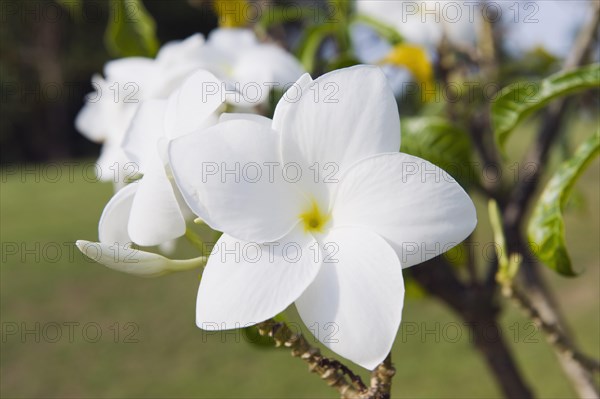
[122,99,167,169]
[104,57,155,82]
[232,44,305,104]
[127,166,186,247]
[196,227,321,329]
[331,153,477,268]
[98,182,138,245]
[75,102,102,141]
[207,28,257,55]
[280,65,400,176]
[95,143,131,185]
[272,73,313,133]
[218,113,273,127]
[153,35,216,97]
[75,76,106,142]
[164,69,224,139]
[76,240,205,277]
[295,227,404,370]
[156,33,205,65]
[256,44,305,84]
[169,119,305,243]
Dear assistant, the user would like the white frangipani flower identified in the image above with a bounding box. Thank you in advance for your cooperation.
[76,182,205,277]
[76,69,224,272]
[199,28,305,104]
[98,69,224,250]
[119,69,225,247]
[168,65,477,369]
[76,30,304,186]
[76,34,208,185]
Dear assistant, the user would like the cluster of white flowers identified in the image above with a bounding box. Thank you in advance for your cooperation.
[76,28,304,188]
[77,29,476,369]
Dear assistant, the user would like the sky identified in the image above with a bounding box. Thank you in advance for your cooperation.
[355,0,593,57]
[502,0,590,56]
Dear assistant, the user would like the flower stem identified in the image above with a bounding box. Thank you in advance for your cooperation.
[184,227,206,254]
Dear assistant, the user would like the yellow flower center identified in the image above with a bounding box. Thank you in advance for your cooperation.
[299,200,330,233]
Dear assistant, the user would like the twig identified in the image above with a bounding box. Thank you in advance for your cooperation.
[505,285,600,374]
[255,319,367,398]
[256,320,403,399]
[365,353,395,399]
[504,284,600,399]
[464,235,479,283]
[409,258,534,398]
[498,3,600,397]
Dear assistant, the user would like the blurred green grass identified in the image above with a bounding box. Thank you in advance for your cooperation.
[1,118,598,398]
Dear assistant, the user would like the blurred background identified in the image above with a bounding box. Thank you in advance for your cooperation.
[1,0,598,398]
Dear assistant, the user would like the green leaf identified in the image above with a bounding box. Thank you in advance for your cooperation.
[328,0,351,21]
[492,63,600,150]
[527,133,600,276]
[401,117,476,188]
[296,24,339,73]
[325,53,360,72]
[350,14,404,44]
[104,0,159,57]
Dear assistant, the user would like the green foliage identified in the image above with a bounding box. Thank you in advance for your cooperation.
[350,14,403,44]
[492,63,600,151]
[296,24,340,73]
[104,0,159,57]
[400,116,476,188]
[294,1,357,74]
[528,133,600,276]
[488,200,521,287]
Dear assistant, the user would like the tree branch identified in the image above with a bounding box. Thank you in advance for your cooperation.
[409,257,534,398]
[256,319,367,398]
[497,3,600,397]
[504,284,600,398]
[366,353,395,399]
[256,321,403,399]
[505,285,600,373]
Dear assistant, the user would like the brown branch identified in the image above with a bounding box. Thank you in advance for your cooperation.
[466,1,504,197]
[256,320,403,399]
[365,353,395,399]
[505,285,600,373]
[409,257,534,398]
[255,319,367,398]
[497,3,600,397]
[504,284,600,399]
[500,215,600,399]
